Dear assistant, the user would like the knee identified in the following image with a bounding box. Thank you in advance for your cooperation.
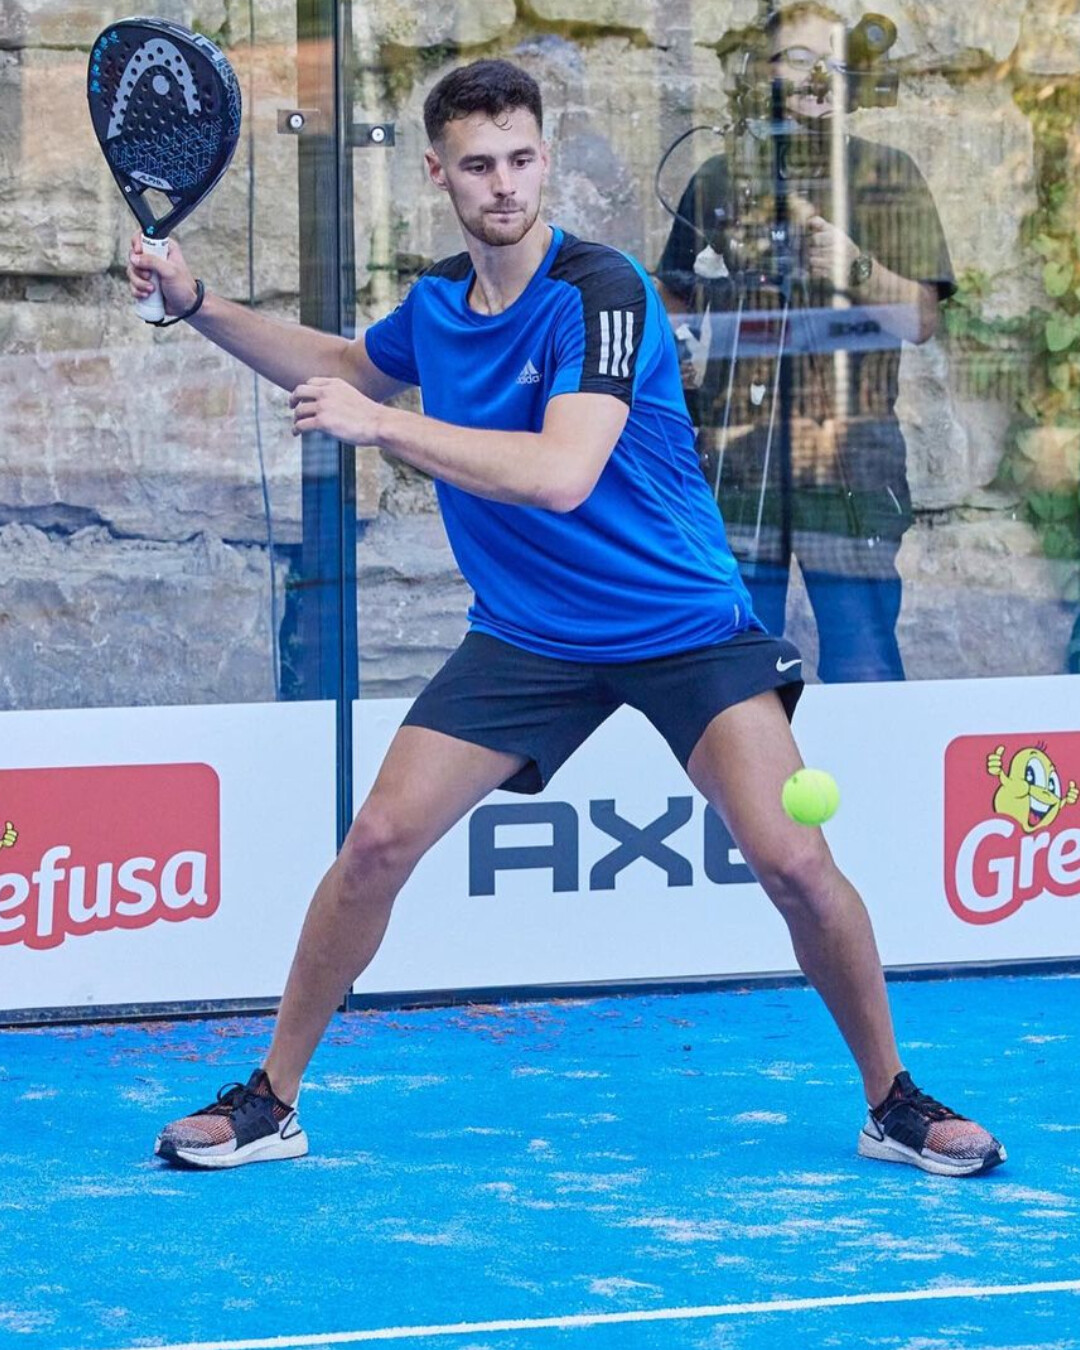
[338,801,421,892]
[755,840,840,922]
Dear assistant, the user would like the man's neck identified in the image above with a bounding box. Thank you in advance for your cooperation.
[465,219,553,316]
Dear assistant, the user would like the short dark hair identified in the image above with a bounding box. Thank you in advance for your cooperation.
[423,60,543,145]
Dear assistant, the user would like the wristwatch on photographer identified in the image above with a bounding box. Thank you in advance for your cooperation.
[849,251,874,289]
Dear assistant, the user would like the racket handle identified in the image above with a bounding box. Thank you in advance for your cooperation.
[135,236,170,323]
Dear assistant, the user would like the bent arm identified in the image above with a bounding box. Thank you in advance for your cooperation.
[378,392,629,510]
[793,201,945,345]
[291,385,629,513]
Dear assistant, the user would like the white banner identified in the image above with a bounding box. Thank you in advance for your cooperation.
[352,676,1080,995]
[0,701,336,1015]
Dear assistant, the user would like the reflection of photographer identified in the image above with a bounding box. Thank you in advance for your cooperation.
[656,0,955,683]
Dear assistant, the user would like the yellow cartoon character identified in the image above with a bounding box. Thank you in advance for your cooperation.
[987,744,1079,833]
[0,821,16,849]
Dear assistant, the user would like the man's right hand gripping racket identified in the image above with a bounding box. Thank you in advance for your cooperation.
[87,17,241,323]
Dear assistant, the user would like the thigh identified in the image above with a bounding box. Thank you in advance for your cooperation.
[402,631,618,794]
[354,724,528,858]
[684,689,832,881]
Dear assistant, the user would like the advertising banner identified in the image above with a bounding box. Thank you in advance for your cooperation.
[0,702,336,1018]
[352,676,1080,996]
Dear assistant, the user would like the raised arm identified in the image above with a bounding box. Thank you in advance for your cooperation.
[126,235,407,402]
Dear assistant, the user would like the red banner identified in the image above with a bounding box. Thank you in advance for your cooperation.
[0,764,220,951]
[944,734,1080,925]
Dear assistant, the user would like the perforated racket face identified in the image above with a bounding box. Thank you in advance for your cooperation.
[87,17,241,237]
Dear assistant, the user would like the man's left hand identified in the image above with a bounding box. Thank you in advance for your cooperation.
[290,376,382,443]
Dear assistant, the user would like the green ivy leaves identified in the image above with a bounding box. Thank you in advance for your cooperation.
[1044,259,1075,298]
[1046,312,1080,351]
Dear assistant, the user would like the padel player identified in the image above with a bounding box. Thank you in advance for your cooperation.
[129,60,1004,1177]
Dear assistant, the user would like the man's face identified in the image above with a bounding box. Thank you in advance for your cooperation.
[426,108,549,248]
[768,14,846,122]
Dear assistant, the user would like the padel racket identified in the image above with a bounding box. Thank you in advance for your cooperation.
[87,17,241,323]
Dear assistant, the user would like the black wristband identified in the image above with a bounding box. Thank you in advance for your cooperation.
[151,278,205,328]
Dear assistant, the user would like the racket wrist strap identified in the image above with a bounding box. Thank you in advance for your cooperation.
[151,278,205,328]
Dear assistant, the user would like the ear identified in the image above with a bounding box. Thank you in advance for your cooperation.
[425,146,448,192]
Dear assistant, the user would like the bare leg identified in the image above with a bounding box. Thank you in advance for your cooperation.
[263,727,526,1103]
[687,691,900,1106]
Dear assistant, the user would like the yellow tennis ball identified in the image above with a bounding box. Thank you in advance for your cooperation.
[781,768,840,826]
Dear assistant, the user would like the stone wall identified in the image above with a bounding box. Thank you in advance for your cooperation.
[1,0,1078,707]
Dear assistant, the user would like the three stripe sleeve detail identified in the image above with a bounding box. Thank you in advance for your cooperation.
[598,310,636,379]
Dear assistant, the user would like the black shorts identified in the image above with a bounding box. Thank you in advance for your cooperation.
[401,629,804,795]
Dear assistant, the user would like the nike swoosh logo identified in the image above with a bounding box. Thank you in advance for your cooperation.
[776,657,802,672]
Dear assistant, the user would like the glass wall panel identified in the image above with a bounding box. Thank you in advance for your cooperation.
[0,3,314,710]
[8,4,1080,704]
[348,0,1080,690]
[0,3,351,1017]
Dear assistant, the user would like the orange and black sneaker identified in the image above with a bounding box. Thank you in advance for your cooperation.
[858,1072,1005,1176]
[154,1069,307,1169]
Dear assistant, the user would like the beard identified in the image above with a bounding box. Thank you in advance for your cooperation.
[459,198,541,248]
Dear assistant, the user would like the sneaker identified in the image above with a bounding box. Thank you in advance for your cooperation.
[857,1071,1005,1176]
[154,1069,308,1169]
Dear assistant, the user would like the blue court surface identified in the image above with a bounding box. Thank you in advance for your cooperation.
[2,973,1078,1350]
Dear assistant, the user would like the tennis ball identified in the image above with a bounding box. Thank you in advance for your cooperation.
[781,768,840,826]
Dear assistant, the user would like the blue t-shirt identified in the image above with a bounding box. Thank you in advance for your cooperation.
[365,226,759,662]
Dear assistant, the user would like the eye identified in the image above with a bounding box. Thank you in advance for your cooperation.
[1025,757,1047,789]
[1050,771,1062,798]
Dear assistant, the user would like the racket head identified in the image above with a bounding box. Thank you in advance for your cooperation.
[87,17,242,239]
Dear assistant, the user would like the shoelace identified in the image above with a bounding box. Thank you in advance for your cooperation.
[886,1082,959,1123]
[197,1081,256,1116]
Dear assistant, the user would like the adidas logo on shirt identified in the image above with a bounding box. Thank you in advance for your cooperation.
[517,359,542,385]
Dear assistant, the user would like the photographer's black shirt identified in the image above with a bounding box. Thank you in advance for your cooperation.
[656,134,954,528]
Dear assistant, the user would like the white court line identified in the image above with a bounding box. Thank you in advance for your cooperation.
[100,1278,1080,1350]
